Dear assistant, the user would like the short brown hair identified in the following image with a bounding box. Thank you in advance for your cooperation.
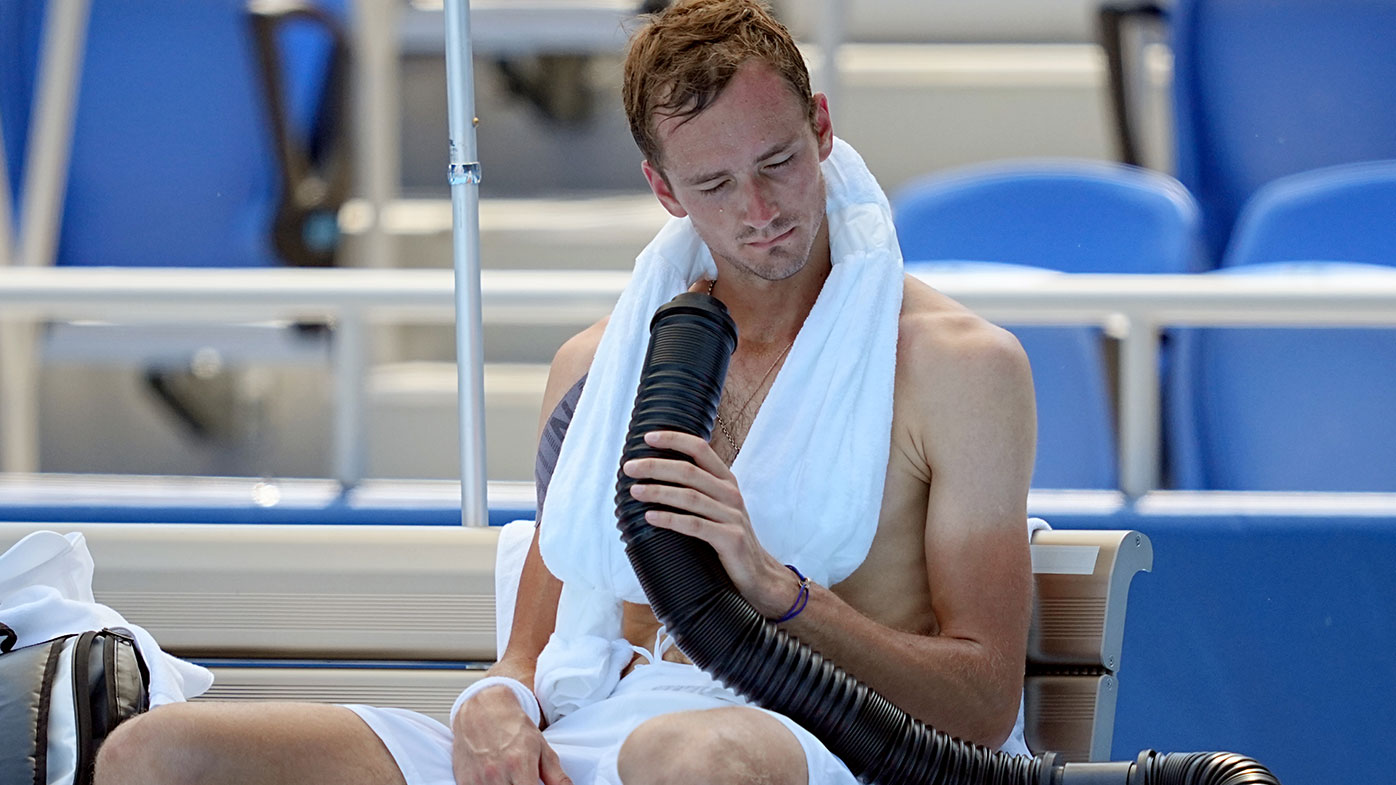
[623,0,814,168]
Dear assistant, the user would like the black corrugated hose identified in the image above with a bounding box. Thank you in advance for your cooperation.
[613,292,1280,785]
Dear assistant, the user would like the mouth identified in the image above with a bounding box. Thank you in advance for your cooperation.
[746,226,796,249]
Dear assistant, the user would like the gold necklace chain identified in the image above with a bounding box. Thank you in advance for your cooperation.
[707,278,795,460]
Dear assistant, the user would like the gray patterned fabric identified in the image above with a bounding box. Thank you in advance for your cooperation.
[535,374,586,519]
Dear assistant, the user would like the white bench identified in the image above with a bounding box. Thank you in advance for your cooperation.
[0,522,1149,761]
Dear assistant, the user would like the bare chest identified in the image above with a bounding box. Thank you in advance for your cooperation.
[831,442,938,635]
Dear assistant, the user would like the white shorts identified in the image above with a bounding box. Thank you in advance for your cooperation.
[346,661,1028,785]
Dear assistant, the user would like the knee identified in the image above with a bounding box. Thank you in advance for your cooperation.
[95,705,215,785]
[617,709,805,785]
[616,713,690,785]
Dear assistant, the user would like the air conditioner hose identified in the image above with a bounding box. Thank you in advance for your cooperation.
[613,291,1280,785]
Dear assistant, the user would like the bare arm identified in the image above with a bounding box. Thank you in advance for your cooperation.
[626,309,1035,748]
[484,320,604,687]
[452,321,604,785]
[776,318,1035,746]
[452,523,568,785]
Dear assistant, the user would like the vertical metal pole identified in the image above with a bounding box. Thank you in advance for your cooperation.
[332,309,367,486]
[19,0,89,272]
[0,324,39,473]
[443,0,488,527]
[1118,317,1161,498]
[0,121,13,268]
[349,0,405,379]
[0,101,27,475]
[1,0,90,473]
[350,0,399,270]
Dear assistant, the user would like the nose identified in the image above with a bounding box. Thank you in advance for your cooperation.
[741,178,778,230]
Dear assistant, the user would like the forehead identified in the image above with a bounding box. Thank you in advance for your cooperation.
[652,61,809,176]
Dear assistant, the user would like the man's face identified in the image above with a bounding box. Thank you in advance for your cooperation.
[642,60,834,283]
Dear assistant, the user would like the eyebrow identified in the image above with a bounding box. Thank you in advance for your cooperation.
[679,138,798,187]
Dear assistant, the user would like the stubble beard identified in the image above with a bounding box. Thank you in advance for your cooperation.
[720,212,825,284]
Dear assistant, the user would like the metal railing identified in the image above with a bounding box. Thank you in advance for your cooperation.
[5,266,1396,498]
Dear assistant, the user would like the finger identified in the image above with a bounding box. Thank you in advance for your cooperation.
[456,751,520,785]
[642,430,731,477]
[643,507,695,532]
[538,742,572,785]
[623,456,731,501]
[645,510,746,558]
[452,758,503,785]
[629,481,730,521]
[624,442,737,505]
[642,508,724,543]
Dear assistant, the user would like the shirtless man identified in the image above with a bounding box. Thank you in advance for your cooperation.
[94,2,1033,784]
[463,1,1035,782]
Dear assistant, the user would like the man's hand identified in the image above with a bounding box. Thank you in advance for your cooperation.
[452,685,570,785]
[623,430,802,618]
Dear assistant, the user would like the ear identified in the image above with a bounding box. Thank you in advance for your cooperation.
[812,93,834,162]
[642,160,688,218]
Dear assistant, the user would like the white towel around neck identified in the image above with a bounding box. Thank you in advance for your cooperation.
[533,138,903,721]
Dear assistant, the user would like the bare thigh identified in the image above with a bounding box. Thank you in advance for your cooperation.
[95,701,406,785]
[616,706,808,785]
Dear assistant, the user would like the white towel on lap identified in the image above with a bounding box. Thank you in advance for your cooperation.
[534,138,904,723]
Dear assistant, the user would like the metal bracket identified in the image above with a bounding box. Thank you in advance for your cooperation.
[449,161,483,186]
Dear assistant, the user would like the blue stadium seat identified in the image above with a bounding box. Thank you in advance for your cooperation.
[1167,0,1396,261]
[1222,160,1396,268]
[1167,162,1396,490]
[892,161,1202,490]
[3,0,349,268]
[893,160,1203,274]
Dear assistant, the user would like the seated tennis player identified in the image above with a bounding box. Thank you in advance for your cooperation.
[95,2,1035,784]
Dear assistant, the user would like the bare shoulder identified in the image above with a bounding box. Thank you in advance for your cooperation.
[897,275,1032,395]
[895,275,1036,482]
[535,316,609,437]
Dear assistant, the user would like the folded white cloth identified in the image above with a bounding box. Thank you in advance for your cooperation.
[533,137,904,722]
[0,530,214,705]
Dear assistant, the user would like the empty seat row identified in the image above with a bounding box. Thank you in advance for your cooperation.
[1102,0,1396,262]
[892,158,1396,492]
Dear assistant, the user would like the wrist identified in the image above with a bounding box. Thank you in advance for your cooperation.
[761,563,811,622]
[451,675,542,728]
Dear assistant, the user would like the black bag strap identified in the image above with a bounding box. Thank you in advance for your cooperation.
[105,628,149,686]
[36,639,65,785]
[71,631,99,785]
[0,622,15,653]
[101,627,151,717]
